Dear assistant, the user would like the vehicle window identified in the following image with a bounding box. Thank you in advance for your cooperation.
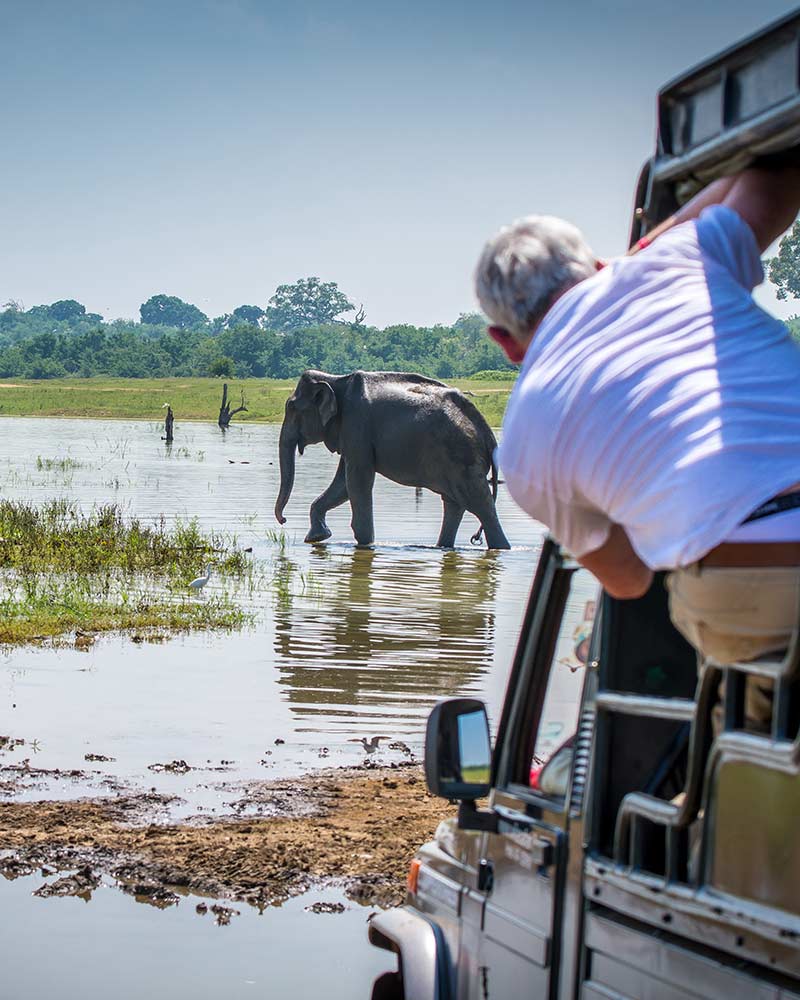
[529,569,599,797]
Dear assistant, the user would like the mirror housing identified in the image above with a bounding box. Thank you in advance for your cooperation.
[424,698,492,801]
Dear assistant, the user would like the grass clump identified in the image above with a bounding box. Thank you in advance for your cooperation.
[0,501,254,646]
[0,500,247,580]
[36,456,83,472]
[0,576,248,645]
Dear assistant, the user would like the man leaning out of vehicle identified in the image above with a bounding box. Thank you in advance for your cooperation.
[475,162,800,728]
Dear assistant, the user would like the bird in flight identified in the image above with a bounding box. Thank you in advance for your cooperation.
[349,736,389,754]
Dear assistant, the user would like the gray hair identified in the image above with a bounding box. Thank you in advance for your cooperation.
[475,215,597,340]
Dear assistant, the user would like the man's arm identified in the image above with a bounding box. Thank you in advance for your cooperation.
[723,166,800,252]
[628,175,737,253]
[628,165,800,255]
[577,523,653,600]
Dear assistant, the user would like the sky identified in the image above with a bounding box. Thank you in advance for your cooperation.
[2,0,798,327]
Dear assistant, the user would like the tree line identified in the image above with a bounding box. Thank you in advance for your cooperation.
[0,278,513,380]
[6,227,799,383]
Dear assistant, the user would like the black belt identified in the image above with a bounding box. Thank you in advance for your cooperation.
[742,491,800,525]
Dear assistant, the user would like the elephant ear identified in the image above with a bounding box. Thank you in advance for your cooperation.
[312,381,337,427]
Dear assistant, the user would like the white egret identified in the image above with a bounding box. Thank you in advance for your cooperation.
[189,566,212,591]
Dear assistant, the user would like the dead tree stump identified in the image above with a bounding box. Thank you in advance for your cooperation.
[163,405,174,442]
[218,383,248,429]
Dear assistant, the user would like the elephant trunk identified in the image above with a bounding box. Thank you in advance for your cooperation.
[275,422,298,525]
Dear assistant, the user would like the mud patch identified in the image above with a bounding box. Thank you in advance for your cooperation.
[33,866,100,900]
[121,881,180,908]
[0,767,452,909]
[196,902,241,925]
[305,900,346,914]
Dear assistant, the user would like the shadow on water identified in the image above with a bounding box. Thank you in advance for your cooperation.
[272,546,501,724]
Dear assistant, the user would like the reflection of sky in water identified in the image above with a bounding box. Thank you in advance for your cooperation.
[1,869,389,1000]
[0,417,546,798]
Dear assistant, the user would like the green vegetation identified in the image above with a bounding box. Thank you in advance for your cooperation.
[36,456,83,472]
[0,501,253,646]
[460,765,491,784]
[768,221,800,302]
[265,276,360,330]
[0,375,516,424]
[0,500,247,578]
[0,281,514,381]
[0,578,247,646]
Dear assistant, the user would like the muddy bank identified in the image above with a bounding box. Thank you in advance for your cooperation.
[0,766,453,909]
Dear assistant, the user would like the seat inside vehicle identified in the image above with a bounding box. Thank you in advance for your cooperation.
[592,573,699,873]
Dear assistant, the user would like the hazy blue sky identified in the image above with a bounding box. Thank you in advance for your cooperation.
[2,0,797,327]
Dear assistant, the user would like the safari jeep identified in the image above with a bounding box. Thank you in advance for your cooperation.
[368,12,800,1000]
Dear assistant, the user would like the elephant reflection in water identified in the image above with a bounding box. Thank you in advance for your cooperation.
[272,547,502,717]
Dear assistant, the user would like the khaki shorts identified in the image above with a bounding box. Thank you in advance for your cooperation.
[666,565,800,731]
[666,565,800,664]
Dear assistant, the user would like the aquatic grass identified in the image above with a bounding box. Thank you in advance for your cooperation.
[35,456,83,472]
[171,446,205,461]
[299,570,323,600]
[0,501,256,646]
[265,528,288,552]
[0,501,250,581]
[0,573,249,645]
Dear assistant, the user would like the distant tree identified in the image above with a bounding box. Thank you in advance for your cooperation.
[218,324,272,377]
[452,312,487,347]
[140,294,209,329]
[209,355,236,377]
[211,314,233,333]
[266,277,355,331]
[211,305,267,333]
[47,299,87,322]
[232,304,266,326]
[768,221,800,301]
[0,301,23,331]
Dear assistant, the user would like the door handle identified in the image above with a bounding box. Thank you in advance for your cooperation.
[478,859,494,893]
[491,805,556,869]
[532,837,554,869]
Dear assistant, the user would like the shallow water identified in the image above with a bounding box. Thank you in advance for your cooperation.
[1,870,390,999]
[0,415,555,997]
[0,418,547,796]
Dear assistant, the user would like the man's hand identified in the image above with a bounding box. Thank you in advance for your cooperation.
[627,175,737,254]
[628,164,800,256]
[577,523,654,600]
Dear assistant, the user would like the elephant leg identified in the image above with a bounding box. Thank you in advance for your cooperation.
[345,462,376,545]
[437,497,465,548]
[466,488,511,550]
[305,458,348,543]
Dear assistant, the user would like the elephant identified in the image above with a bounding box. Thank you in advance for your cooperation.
[274,370,510,549]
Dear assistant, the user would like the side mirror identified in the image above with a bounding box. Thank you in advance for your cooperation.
[424,698,492,801]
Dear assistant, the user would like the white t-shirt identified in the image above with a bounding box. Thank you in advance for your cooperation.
[498,205,800,570]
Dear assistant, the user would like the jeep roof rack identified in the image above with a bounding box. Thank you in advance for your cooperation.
[632,9,800,242]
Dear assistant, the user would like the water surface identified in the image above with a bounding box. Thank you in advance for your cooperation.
[0,415,553,997]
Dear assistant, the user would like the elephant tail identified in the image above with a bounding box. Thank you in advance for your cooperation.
[470,455,501,546]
